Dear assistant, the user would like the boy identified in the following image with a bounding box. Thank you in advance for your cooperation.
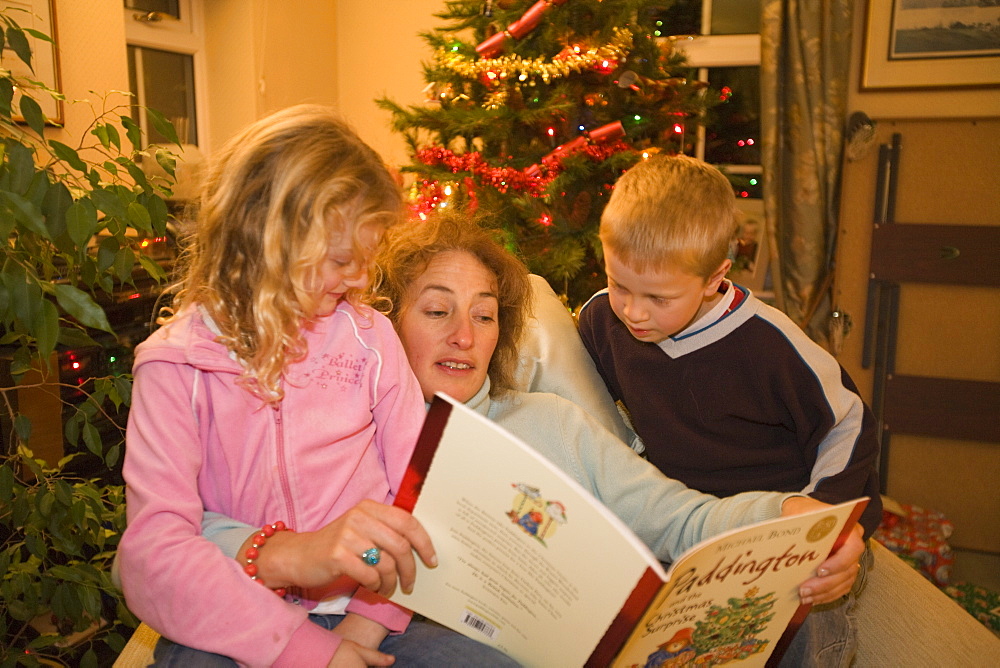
[578,154,881,667]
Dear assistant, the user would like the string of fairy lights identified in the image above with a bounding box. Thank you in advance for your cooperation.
[408,0,756,221]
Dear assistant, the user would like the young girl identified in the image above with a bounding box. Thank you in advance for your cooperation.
[117,105,516,667]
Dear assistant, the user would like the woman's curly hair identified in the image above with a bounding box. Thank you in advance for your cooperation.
[368,209,532,396]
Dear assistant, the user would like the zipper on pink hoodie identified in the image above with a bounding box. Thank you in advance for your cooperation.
[273,405,299,531]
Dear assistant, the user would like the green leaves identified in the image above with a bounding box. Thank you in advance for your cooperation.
[5,24,32,69]
[0,188,48,238]
[146,107,181,147]
[0,7,180,661]
[91,121,122,151]
[19,94,45,136]
[52,284,113,334]
[0,451,131,661]
[48,140,88,173]
[65,199,98,247]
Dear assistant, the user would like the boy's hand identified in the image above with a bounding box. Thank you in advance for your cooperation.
[798,524,865,605]
[780,496,866,605]
[778,495,828,517]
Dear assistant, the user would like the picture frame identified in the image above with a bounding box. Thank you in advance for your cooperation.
[726,197,769,294]
[861,0,1000,91]
[0,0,62,124]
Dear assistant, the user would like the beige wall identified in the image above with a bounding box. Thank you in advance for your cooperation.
[204,0,340,154]
[837,6,1000,587]
[201,1,257,153]
[837,5,1000,395]
[203,0,437,165]
[51,0,130,146]
[51,1,343,158]
[334,0,439,170]
[847,4,1000,121]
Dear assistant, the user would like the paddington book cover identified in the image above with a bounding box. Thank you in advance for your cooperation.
[392,393,867,668]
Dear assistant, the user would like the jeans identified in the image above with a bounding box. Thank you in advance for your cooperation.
[778,541,875,668]
[152,614,520,667]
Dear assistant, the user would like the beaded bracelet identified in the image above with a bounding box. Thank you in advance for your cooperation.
[243,521,291,597]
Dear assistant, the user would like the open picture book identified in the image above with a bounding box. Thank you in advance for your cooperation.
[391,393,868,668]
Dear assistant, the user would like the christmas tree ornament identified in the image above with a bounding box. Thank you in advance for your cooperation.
[476,0,570,57]
[587,120,625,143]
[616,69,690,102]
[592,57,618,75]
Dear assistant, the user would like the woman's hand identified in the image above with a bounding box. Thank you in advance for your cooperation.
[242,499,437,597]
[780,496,866,605]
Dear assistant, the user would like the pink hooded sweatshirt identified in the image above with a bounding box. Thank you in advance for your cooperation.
[118,302,426,667]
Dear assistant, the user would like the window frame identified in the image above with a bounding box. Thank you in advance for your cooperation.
[661,0,770,293]
[123,0,207,150]
[663,0,762,179]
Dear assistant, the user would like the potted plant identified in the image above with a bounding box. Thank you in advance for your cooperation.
[0,8,178,666]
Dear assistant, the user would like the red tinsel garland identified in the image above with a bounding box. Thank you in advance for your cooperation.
[410,138,635,219]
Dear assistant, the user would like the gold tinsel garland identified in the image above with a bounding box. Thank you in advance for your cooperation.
[436,27,633,87]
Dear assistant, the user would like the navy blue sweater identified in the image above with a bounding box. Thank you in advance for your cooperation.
[579,287,882,537]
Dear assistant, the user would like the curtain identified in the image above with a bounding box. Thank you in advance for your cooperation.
[760,0,854,344]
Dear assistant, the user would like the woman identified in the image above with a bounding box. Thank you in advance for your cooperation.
[204,211,864,611]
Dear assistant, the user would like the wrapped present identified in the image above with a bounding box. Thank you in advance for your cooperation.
[873,498,954,586]
[942,582,1000,637]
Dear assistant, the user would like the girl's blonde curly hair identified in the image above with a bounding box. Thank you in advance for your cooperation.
[168,105,403,403]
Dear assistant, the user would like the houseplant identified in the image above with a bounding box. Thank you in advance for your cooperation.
[0,8,178,666]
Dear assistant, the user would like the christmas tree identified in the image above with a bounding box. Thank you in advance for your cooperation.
[691,587,775,662]
[379,0,717,307]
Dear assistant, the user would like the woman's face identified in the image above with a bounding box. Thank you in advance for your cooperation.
[398,250,500,403]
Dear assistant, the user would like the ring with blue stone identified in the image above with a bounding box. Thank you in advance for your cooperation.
[361,547,381,566]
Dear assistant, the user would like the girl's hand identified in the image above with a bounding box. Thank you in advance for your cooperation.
[333,614,390,650]
[328,638,394,667]
[243,499,437,597]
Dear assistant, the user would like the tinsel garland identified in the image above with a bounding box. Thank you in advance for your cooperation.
[410,140,635,218]
[436,27,633,86]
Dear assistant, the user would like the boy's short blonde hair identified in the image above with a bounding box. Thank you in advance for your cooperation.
[599,153,738,279]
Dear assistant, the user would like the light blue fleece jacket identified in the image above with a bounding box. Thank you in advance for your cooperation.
[204,378,793,567]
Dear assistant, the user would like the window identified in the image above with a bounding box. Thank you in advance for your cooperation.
[653,1,769,291]
[652,0,762,198]
[124,1,182,21]
[123,0,204,147]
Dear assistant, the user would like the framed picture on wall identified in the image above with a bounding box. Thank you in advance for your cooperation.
[0,0,62,124]
[861,0,1000,90]
[726,198,769,294]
